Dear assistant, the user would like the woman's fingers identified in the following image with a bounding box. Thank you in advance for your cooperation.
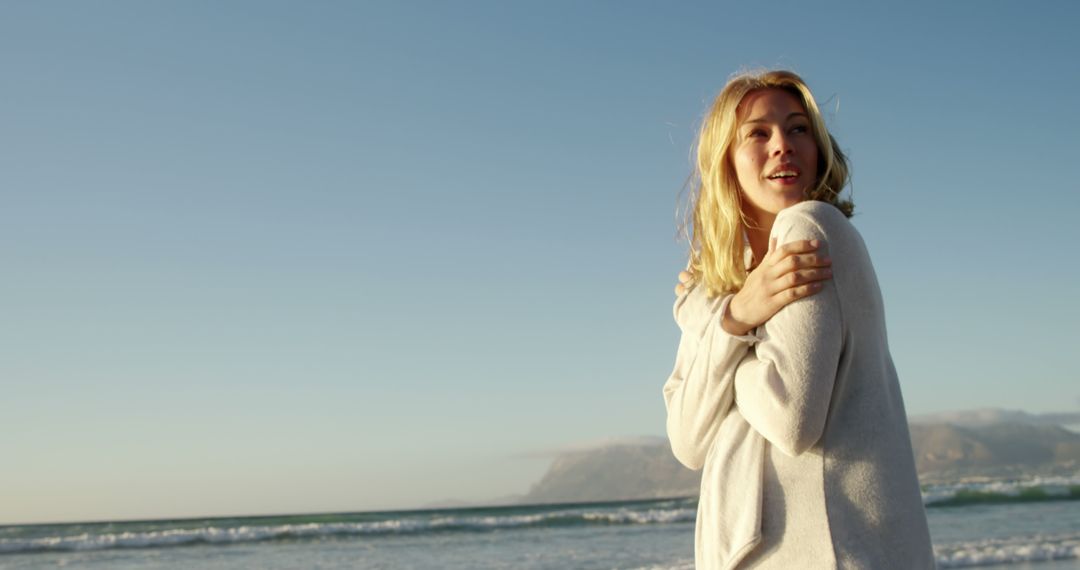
[675,239,829,300]
[675,270,696,296]
[769,240,830,273]
[725,239,833,327]
[781,253,831,273]
[792,238,821,252]
[762,239,833,307]
[786,267,832,287]
[763,239,820,270]
[784,281,825,301]
[778,239,822,258]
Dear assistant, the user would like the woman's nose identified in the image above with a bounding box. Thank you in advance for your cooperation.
[771,132,794,156]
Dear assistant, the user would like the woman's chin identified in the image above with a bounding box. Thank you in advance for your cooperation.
[743,192,807,218]
[770,196,805,214]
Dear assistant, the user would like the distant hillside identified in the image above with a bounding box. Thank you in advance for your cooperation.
[522,442,699,504]
[910,422,1080,482]
[519,412,1080,505]
[909,408,1080,428]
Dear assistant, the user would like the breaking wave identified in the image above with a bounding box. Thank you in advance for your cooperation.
[0,500,697,555]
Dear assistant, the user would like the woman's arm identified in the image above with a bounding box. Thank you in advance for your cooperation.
[664,232,834,469]
[733,206,845,457]
[662,289,758,470]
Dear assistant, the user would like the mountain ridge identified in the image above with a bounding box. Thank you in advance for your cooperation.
[424,408,1080,509]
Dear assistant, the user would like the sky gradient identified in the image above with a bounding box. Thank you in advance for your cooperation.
[3,0,1079,524]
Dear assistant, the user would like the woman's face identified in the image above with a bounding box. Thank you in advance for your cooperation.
[731,88,819,220]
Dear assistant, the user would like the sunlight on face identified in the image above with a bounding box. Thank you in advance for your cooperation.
[732,89,819,221]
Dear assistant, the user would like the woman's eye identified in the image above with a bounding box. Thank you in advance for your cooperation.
[791,125,809,134]
[748,129,767,138]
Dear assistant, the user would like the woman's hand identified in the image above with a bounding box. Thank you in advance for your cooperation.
[726,238,831,335]
[674,270,696,297]
[674,238,832,336]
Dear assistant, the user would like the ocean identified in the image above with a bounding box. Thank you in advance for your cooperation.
[2,478,1078,569]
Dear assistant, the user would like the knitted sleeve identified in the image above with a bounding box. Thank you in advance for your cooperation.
[733,203,845,457]
[663,285,760,470]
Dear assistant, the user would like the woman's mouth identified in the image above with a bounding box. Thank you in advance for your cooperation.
[766,169,801,186]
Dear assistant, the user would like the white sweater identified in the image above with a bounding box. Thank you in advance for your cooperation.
[663,201,935,569]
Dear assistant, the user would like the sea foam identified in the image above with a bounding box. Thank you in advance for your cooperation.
[923,474,1080,507]
[0,504,698,554]
[935,532,1080,567]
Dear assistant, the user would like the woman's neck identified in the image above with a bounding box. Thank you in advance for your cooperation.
[744,212,776,269]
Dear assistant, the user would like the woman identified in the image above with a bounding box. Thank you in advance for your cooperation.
[662,70,935,569]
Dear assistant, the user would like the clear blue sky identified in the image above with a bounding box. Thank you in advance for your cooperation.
[3,1,1078,525]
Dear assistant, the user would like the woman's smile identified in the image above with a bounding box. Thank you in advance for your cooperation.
[765,163,803,186]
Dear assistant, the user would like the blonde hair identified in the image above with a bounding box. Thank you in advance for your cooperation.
[679,69,853,298]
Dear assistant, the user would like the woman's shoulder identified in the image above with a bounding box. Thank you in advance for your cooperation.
[773,201,873,271]
[777,200,849,226]
[773,200,854,240]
